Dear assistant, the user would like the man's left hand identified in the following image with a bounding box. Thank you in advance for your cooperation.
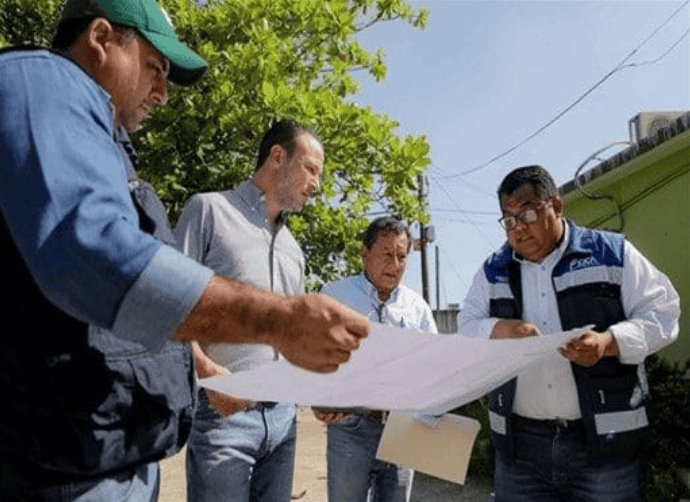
[558,330,619,367]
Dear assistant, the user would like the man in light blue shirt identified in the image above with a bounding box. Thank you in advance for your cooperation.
[313,216,437,502]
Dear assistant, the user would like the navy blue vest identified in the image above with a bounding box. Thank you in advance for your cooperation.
[485,221,648,462]
[0,126,195,490]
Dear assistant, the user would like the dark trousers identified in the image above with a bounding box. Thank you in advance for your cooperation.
[493,416,643,501]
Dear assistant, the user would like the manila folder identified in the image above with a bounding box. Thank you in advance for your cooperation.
[375,412,481,485]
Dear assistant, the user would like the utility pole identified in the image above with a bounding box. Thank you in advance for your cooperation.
[417,174,432,305]
[420,228,429,304]
[435,245,440,314]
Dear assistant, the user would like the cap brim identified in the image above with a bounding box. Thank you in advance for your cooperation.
[141,30,207,86]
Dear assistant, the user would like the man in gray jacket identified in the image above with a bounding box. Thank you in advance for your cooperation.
[174,120,323,502]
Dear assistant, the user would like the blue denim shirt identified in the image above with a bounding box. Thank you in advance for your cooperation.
[0,49,212,350]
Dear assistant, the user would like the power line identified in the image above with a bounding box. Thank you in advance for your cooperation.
[442,251,470,298]
[442,217,496,227]
[441,0,690,179]
[430,207,496,216]
[428,163,496,196]
[626,25,690,69]
[428,175,500,250]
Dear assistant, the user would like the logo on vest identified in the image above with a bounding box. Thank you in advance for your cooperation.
[569,256,599,271]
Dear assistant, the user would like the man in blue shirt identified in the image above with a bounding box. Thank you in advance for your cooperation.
[0,0,368,499]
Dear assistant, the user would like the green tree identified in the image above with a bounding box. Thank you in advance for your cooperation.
[0,0,431,289]
[0,0,61,46]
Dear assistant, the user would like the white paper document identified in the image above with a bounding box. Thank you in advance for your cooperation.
[376,412,481,485]
[200,325,588,414]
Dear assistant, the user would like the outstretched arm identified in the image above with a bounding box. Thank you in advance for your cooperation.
[174,276,370,373]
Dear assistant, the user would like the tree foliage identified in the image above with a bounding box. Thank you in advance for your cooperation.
[0,0,61,46]
[0,0,432,289]
[643,355,690,502]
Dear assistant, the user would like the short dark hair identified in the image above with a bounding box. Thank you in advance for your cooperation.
[362,216,412,252]
[256,120,320,170]
[497,165,558,202]
[52,18,138,50]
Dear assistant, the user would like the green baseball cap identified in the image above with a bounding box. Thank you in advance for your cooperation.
[60,0,207,85]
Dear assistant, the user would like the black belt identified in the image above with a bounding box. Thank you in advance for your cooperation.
[360,410,389,423]
[513,414,584,431]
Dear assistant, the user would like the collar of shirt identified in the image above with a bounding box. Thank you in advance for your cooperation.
[236,179,266,212]
[358,272,401,305]
[356,273,404,325]
[234,180,286,229]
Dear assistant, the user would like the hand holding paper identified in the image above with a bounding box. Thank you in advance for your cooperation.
[200,325,591,414]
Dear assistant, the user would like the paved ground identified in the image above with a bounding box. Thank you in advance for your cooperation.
[159,407,491,501]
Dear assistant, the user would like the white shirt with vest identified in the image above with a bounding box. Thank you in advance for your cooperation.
[458,223,679,420]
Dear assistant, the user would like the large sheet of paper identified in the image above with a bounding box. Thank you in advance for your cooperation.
[200,325,587,414]
[376,412,481,485]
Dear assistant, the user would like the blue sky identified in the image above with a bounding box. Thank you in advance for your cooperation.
[353,0,690,309]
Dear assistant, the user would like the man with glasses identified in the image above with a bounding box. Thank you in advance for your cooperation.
[459,165,679,500]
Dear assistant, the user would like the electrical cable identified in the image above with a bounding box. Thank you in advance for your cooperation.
[572,141,633,232]
[428,175,500,249]
[440,0,690,179]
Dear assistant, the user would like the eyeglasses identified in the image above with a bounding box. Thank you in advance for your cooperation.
[498,199,551,231]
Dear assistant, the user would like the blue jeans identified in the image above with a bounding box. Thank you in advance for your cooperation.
[494,416,643,501]
[0,461,159,501]
[186,390,297,502]
[327,414,414,502]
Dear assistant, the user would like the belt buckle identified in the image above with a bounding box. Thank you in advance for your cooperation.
[367,410,388,423]
[553,418,569,428]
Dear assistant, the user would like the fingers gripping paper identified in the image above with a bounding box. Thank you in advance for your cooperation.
[200,325,588,414]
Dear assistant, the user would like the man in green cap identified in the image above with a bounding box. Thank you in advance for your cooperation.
[0,0,369,499]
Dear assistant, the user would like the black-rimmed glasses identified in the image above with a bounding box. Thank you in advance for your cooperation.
[498,199,551,231]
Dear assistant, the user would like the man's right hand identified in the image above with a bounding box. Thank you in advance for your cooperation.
[274,294,370,373]
[174,278,369,374]
[490,319,541,339]
[312,407,351,424]
[192,342,255,416]
[206,389,255,417]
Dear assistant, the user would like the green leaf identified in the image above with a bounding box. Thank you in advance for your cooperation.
[2,0,431,284]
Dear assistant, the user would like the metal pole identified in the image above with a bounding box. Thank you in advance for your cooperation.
[435,245,440,314]
[420,225,429,304]
[418,175,430,304]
